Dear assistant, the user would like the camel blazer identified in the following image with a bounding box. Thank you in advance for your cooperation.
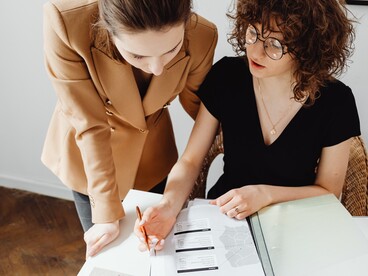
[41,0,218,223]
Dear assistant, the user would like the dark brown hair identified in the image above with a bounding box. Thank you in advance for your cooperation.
[228,0,356,104]
[93,0,192,60]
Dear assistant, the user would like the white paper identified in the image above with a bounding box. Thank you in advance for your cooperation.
[151,204,265,276]
[89,267,134,276]
[78,190,162,276]
[187,198,212,207]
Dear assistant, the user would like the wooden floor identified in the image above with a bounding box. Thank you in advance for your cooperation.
[0,186,85,275]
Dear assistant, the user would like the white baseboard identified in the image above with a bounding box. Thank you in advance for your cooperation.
[0,174,73,201]
[0,158,225,202]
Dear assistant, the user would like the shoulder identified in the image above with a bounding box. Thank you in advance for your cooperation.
[45,0,97,13]
[189,14,217,36]
[213,56,247,68]
[209,56,249,78]
[319,79,355,104]
[44,0,97,23]
[43,0,97,48]
[316,79,358,121]
[200,56,249,87]
[323,79,352,92]
[186,14,218,54]
[317,79,360,146]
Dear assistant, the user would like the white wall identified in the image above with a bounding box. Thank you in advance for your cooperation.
[0,1,367,200]
[0,1,73,199]
[340,5,368,140]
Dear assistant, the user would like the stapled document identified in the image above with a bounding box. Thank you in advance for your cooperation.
[150,203,265,276]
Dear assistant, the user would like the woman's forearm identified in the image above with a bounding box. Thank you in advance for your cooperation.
[264,184,334,206]
[161,158,202,215]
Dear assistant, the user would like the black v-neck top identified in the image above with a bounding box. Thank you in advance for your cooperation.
[197,57,361,199]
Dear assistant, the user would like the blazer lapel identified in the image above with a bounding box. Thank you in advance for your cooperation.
[143,49,190,116]
[91,47,147,130]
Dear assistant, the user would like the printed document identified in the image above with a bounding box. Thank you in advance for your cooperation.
[151,203,265,275]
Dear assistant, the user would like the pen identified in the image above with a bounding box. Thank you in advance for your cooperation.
[136,206,150,251]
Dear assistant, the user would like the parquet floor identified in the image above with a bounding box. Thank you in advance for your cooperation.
[0,186,85,276]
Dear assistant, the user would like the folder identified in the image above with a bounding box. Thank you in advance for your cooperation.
[249,194,368,276]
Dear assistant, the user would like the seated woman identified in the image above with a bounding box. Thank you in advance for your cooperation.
[135,0,360,250]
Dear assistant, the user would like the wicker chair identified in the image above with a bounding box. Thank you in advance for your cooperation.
[341,136,368,216]
[189,134,368,216]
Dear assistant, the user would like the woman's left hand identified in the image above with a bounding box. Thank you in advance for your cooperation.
[84,220,120,259]
[210,185,272,220]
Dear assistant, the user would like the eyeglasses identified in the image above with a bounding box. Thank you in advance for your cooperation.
[245,24,287,60]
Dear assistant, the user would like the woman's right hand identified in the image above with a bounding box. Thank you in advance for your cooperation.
[134,200,178,251]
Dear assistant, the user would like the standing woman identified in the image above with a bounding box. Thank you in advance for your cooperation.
[135,0,360,251]
[42,0,217,257]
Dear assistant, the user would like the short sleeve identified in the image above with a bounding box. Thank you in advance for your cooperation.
[197,57,230,120]
[322,82,361,147]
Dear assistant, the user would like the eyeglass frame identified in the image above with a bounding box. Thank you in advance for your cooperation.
[245,24,288,60]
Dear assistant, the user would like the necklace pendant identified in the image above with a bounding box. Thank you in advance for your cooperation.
[270,128,277,135]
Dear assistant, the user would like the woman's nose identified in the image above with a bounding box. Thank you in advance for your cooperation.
[250,39,266,59]
[149,57,164,76]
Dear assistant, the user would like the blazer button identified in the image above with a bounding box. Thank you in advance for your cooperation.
[89,195,95,207]
[106,99,112,105]
[139,129,147,134]
[163,102,170,108]
[106,110,113,116]
[110,127,115,132]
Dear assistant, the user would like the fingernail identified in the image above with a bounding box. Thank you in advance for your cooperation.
[159,239,165,246]
[151,238,159,244]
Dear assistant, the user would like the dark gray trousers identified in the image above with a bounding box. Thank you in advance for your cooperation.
[72,178,167,232]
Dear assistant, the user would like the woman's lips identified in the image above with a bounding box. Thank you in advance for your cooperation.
[250,59,265,69]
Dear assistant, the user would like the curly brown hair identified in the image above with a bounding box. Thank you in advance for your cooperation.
[227,0,355,104]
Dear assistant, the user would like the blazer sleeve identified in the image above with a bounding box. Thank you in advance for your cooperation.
[178,16,218,120]
[43,2,124,223]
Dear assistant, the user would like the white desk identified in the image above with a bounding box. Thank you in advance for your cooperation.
[78,190,162,276]
[78,190,368,276]
[354,217,368,240]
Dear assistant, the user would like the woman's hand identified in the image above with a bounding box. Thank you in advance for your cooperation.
[210,185,272,220]
[134,200,178,251]
[84,220,120,259]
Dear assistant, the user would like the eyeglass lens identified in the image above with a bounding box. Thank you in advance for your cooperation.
[245,24,284,60]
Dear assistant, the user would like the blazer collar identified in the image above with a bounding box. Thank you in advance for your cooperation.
[143,49,189,115]
[91,47,190,129]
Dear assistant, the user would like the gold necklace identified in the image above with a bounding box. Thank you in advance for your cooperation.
[257,79,292,135]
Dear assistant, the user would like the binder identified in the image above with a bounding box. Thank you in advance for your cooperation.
[250,212,274,276]
[249,194,368,276]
